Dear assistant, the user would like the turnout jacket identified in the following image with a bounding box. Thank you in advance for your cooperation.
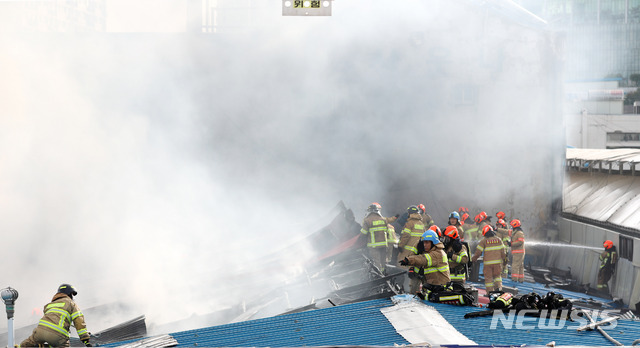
[406,243,451,285]
[37,293,90,340]
[398,213,426,260]
[511,228,525,254]
[471,235,506,265]
[361,213,389,249]
[600,246,618,271]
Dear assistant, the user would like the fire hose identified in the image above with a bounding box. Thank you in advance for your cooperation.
[578,309,622,346]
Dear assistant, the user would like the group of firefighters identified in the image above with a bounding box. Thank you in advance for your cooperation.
[360,202,619,297]
[359,202,526,295]
[14,202,619,348]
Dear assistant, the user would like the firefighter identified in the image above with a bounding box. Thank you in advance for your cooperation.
[397,205,427,263]
[360,202,397,272]
[447,211,464,237]
[396,206,427,293]
[509,219,525,283]
[476,211,490,231]
[471,225,506,292]
[400,229,451,290]
[20,284,91,348]
[418,203,435,228]
[597,240,618,292]
[442,225,469,284]
[496,211,507,222]
[463,214,479,242]
[496,219,511,278]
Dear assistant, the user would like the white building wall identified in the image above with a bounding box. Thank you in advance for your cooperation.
[565,113,640,148]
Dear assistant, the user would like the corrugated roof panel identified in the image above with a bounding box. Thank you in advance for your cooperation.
[563,171,640,230]
[105,279,640,347]
[436,279,640,347]
[566,148,640,162]
[164,298,410,347]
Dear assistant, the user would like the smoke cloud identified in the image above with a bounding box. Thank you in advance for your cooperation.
[0,0,564,335]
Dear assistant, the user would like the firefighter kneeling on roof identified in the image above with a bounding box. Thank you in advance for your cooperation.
[399,230,450,292]
[20,284,91,348]
[471,225,506,292]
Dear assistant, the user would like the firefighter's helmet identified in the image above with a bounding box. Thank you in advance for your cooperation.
[604,240,614,249]
[429,225,442,237]
[57,284,77,298]
[449,211,460,221]
[417,204,426,214]
[496,211,506,220]
[461,213,470,222]
[497,219,507,228]
[474,213,483,224]
[482,224,494,236]
[459,206,469,213]
[510,219,521,228]
[367,202,382,213]
[421,230,441,244]
[444,225,459,239]
[407,205,420,215]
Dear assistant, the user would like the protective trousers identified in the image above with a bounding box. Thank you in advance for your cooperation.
[483,263,503,292]
[20,326,70,347]
[511,253,525,282]
[597,268,613,290]
[368,247,387,273]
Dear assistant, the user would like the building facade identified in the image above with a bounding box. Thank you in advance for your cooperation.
[516,0,640,81]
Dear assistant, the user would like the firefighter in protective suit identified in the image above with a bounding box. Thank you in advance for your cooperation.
[360,202,398,272]
[509,219,526,283]
[20,284,91,347]
[495,219,511,278]
[442,225,469,284]
[400,229,450,292]
[471,225,506,292]
[397,206,426,263]
[597,240,618,292]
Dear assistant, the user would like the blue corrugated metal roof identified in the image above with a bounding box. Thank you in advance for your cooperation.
[105,298,410,347]
[442,278,640,347]
[105,279,640,347]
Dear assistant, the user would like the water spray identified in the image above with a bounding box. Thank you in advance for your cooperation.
[527,241,602,251]
[1,287,19,348]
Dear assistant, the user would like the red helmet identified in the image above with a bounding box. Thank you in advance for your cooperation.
[429,225,442,237]
[474,213,487,224]
[497,219,507,228]
[510,219,521,228]
[604,240,614,249]
[418,204,426,214]
[459,206,469,213]
[496,211,506,220]
[482,224,493,236]
[461,213,470,222]
[444,225,459,239]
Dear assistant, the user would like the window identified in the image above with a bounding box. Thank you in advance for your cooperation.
[620,235,633,261]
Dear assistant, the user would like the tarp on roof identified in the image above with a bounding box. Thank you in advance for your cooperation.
[381,295,475,345]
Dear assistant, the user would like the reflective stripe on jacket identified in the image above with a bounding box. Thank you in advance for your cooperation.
[407,243,450,285]
[511,228,525,254]
[473,236,506,265]
[398,213,425,258]
[361,213,388,248]
[38,293,90,340]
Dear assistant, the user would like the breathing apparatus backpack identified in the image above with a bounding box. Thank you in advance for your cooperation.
[421,282,476,306]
